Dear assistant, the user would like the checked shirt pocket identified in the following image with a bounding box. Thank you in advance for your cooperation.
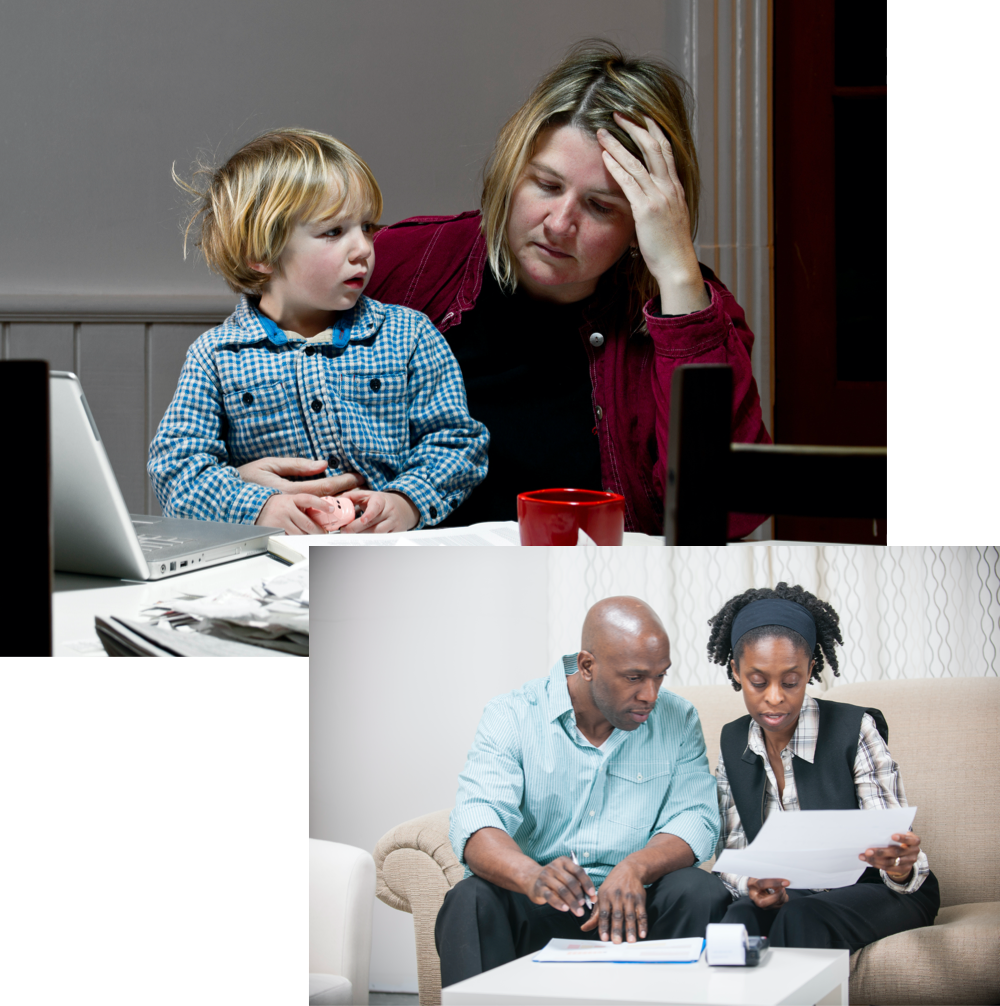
[604,762,673,835]
[224,381,295,458]
[337,371,407,460]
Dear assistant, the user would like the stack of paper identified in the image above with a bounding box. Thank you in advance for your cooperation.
[268,521,521,562]
[532,937,704,964]
[713,807,917,888]
[130,561,311,655]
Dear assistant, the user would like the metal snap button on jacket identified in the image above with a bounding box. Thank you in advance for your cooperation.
[589,332,605,347]
[595,405,604,421]
[311,399,323,412]
[242,392,253,405]
[370,378,382,391]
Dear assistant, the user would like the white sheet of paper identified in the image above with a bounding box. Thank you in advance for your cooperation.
[532,936,704,964]
[714,807,917,888]
[269,521,519,558]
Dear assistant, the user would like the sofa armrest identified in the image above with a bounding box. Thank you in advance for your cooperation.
[373,809,461,1005]
[309,839,376,1005]
[373,809,461,911]
[849,901,1000,1005]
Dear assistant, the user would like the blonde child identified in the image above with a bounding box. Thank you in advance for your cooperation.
[149,129,488,534]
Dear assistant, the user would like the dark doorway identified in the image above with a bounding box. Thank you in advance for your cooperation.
[772,0,887,543]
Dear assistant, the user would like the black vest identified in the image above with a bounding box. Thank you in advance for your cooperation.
[719,699,889,844]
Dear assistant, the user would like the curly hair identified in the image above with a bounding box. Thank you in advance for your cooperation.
[706,582,843,690]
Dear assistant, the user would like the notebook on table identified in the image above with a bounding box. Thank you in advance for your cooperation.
[50,370,281,580]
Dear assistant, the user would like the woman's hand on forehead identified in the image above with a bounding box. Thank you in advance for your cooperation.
[596,113,709,316]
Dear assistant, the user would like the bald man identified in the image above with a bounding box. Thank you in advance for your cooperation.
[437,597,729,987]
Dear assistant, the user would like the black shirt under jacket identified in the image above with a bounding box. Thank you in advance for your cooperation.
[440,267,602,526]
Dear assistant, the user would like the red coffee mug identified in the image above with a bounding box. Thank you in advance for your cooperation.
[517,488,626,546]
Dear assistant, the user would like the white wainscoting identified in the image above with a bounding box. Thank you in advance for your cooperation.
[0,294,236,515]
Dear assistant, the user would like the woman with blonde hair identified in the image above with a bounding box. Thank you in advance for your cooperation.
[243,40,771,535]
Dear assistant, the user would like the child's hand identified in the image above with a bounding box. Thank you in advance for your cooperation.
[339,489,420,534]
[256,493,336,535]
[238,457,366,497]
[746,877,789,910]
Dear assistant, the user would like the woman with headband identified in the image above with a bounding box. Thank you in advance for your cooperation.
[704,583,939,950]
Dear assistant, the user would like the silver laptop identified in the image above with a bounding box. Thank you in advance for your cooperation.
[51,371,282,580]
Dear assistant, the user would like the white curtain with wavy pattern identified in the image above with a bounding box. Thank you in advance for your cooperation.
[546,547,1000,689]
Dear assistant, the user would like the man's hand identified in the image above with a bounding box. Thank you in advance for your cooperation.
[339,489,419,534]
[525,856,598,918]
[747,877,790,910]
[860,831,922,883]
[237,457,366,497]
[255,493,334,535]
[579,860,648,942]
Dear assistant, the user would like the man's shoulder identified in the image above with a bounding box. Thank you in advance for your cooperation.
[652,687,699,719]
[483,674,551,715]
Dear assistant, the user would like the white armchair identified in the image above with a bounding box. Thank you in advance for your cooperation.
[310,839,376,1005]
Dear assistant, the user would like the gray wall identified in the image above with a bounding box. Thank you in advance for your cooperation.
[0,0,679,297]
[1,0,688,512]
[311,548,550,992]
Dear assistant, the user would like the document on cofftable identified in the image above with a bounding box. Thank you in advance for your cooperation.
[533,936,705,964]
[713,806,917,888]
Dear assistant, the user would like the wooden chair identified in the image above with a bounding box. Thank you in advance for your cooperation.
[664,364,886,544]
[0,359,51,654]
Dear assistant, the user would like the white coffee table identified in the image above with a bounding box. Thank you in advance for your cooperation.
[441,946,849,1005]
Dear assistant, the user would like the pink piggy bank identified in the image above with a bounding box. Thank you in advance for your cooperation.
[306,495,357,532]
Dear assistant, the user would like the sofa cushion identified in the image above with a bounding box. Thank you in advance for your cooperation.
[824,678,999,908]
[849,901,1000,1005]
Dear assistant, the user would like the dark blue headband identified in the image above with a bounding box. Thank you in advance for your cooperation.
[730,598,817,654]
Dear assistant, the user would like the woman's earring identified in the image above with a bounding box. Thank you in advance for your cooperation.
[629,244,640,258]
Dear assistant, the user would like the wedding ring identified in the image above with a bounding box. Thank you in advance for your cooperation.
[894,857,901,868]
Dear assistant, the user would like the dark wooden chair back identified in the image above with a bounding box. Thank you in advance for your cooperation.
[665,364,886,544]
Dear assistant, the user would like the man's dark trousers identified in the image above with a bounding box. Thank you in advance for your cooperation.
[435,866,731,987]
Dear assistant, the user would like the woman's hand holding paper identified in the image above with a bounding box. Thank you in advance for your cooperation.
[859,831,922,882]
[747,877,790,909]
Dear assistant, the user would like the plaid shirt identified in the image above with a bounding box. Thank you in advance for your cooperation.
[148,295,488,527]
[714,695,931,897]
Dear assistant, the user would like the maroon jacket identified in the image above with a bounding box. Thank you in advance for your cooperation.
[369,211,770,537]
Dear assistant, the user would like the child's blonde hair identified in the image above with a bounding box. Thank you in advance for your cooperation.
[174,128,383,295]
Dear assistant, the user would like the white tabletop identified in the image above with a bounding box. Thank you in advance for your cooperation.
[52,553,284,656]
[441,947,849,1006]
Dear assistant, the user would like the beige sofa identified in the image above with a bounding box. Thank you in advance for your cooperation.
[374,677,999,1005]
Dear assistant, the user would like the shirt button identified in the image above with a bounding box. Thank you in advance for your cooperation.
[595,405,604,421]
[582,852,589,859]
[589,332,605,347]
[589,811,595,817]
[637,773,643,781]
[327,454,339,468]
[429,505,437,518]
[370,378,381,391]
[305,345,315,356]
[311,399,323,412]
[242,392,253,405]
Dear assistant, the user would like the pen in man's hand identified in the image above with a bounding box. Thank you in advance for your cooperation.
[570,850,594,909]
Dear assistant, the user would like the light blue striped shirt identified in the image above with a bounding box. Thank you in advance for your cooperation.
[449,654,721,888]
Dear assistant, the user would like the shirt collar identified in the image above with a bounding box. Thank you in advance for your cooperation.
[231,294,386,347]
[547,653,578,723]
[747,693,819,763]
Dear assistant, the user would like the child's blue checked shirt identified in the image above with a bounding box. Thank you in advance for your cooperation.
[148,295,489,527]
